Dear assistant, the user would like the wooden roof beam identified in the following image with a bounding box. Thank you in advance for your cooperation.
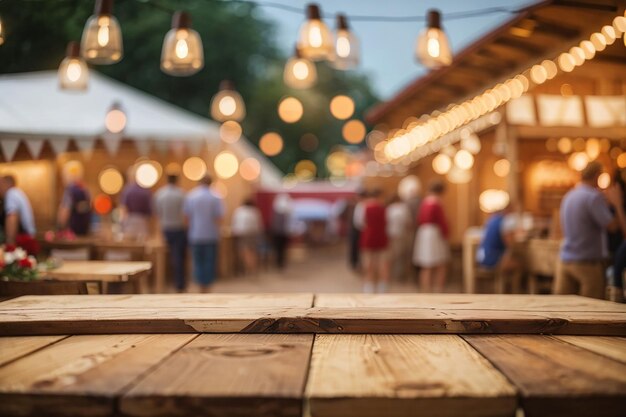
[495,37,545,56]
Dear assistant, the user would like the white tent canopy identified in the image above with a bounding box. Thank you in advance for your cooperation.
[0,71,282,188]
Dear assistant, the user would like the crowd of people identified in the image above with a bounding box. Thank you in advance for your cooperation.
[348,180,450,294]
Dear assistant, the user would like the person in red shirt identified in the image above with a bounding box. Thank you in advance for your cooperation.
[356,189,390,293]
[413,180,449,292]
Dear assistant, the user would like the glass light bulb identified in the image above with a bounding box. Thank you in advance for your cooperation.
[219,96,237,116]
[175,39,188,59]
[293,61,309,80]
[66,61,83,82]
[336,35,351,58]
[81,13,123,64]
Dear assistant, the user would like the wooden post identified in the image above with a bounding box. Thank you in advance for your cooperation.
[499,108,519,208]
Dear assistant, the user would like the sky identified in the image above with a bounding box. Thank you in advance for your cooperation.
[257,0,537,99]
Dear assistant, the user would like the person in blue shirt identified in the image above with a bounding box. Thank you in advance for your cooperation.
[183,175,225,292]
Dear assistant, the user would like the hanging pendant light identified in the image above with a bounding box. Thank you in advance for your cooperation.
[297,3,333,61]
[58,42,89,91]
[210,80,246,122]
[161,11,204,76]
[331,14,359,70]
[416,9,452,69]
[283,46,317,89]
[0,15,4,46]
[105,102,127,134]
[81,0,123,64]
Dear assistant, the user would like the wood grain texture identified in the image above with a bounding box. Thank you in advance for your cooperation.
[313,294,625,312]
[305,334,516,417]
[555,336,626,363]
[0,336,67,367]
[0,334,195,417]
[121,334,314,417]
[463,335,626,417]
[0,294,624,336]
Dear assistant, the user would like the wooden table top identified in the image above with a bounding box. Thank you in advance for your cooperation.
[40,261,153,282]
[0,294,624,417]
[0,293,623,335]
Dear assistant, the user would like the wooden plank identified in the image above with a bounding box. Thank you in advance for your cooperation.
[0,336,67,367]
[555,336,626,364]
[121,334,313,417]
[0,334,195,417]
[463,335,626,417]
[0,294,624,336]
[313,294,625,312]
[306,334,516,417]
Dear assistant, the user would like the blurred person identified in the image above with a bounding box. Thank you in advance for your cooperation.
[231,198,263,276]
[271,194,292,269]
[608,169,626,302]
[120,167,153,240]
[413,180,449,293]
[359,189,390,293]
[555,162,626,299]
[184,175,224,293]
[57,164,91,236]
[476,204,523,292]
[0,175,36,252]
[386,194,412,280]
[346,190,367,271]
[154,174,187,292]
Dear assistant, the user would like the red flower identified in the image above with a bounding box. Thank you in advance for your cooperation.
[4,244,16,252]
[15,235,40,256]
[19,258,32,268]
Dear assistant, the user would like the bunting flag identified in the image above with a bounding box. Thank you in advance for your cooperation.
[101,134,122,156]
[170,141,186,158]
[187,139,204,156]
[24,138,46,159]
[75,139,97,159]
[153,140,169,156]
[134,140,152,157]
[0,138,21,161]
[49,137,70,156]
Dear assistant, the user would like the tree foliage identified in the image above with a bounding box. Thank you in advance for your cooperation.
[0,0,379,175]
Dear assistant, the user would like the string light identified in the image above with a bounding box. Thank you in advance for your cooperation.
[342,119,367,144]
[432,153,451,174]
[383,16,622,165]
[259,132,284,156]
[210,80,246,122]
[493,159,510,177]
[219,120,242,143]
[278,96,304,123]
[182,157,207,181]
[297,3,333,61]
[239,158,261,181]
[332,14,359,70]
[329,95,355,120]
[161,11,204,76]
[416,9,452,69]
[283,47,317,89]
[58,41,89,91]
[81,0,123,64]
[214,151,239,179]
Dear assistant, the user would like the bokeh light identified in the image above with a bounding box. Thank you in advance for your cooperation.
[294,159,316,180]
[239,157,261,181]
[182,156,207,181]
[165,162,181,175]
[586,138,600,160]
[93,194,113,215]
[598,172,611,189]
[278,96,304,123]
[259,132,284,156]
[493,159,511,177]
[342,119,366,144]
[220,120,242,143]
[557,137,572,154]
[105,107,126,134]
[568,152,590,171]
[617,152,626,168]
[454,149,474,170]
[214,151,239,179]
[479,189,510,213]
[432,153,452,175]
[329,95,355,120]
[135,161,161,188]
[98,167,124,195]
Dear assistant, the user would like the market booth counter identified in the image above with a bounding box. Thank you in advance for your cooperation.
[0,293,625,417]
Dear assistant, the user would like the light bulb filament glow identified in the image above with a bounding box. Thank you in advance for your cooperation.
[66,61,82,82]
[427,37,440,58]
[293,61,309,80]
[97,25,110,47]
[337,36,351,58]
[219,96,237,117]
[309,25,322,47]
[175,39,189,59]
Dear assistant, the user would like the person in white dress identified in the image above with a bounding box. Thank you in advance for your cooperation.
[231,199,264,275]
